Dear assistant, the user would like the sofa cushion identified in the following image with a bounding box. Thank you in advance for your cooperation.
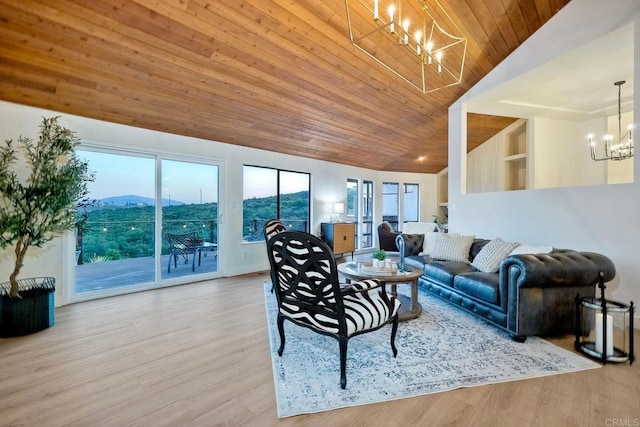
[454,272,500,305]
[430,234,475,263]
[472,238,520,273]
[423,261,475,287]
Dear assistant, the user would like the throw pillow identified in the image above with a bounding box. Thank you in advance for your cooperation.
[509,244,553,255]
[422,231,440,255]
[471,238,520,273]
[430,234,475,263]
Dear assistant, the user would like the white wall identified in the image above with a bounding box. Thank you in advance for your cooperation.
[532,116,608,189]
[449,0,640,315]
[0,101,436,305]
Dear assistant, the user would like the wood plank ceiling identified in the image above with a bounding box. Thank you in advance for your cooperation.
[0,0,568,173]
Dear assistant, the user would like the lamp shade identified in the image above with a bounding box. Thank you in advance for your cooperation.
[332,202,345,214]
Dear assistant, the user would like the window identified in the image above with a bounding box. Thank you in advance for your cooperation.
[361,180,374,248]
[346,178,359,247]
[403,183,419,222]
[243,165,310,241]
[382,182,399,230]
[347,178,374,249]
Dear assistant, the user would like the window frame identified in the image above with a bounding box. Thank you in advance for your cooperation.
[242,165,311,242]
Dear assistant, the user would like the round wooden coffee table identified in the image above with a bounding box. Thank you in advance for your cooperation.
[337,261,423,321]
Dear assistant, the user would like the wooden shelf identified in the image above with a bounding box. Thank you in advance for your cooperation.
[437,168,448,217]
[504,153,527,162]
[504,119,528,191]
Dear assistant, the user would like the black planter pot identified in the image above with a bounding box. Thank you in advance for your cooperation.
[0,277,56,338]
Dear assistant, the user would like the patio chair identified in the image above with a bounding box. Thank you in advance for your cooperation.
[165,231,204,273]
[266,230,400,389]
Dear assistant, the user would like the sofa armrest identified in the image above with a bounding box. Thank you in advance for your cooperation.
[378,222,401,252]
[499,250,616,289]
[396,233,424,270]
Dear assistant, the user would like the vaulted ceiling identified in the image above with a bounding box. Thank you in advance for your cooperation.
[0,0,568,173]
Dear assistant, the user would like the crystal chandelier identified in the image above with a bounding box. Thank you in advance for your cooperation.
[589,81,634,161]
[344,0,467,94]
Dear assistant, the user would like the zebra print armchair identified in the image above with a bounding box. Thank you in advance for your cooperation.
[263,218,287,241]
[266,230,401,389]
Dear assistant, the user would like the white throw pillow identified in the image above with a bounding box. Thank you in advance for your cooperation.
[472,238,520,273]
[430,234,475,263]
[422,231,440,255]
[509,244,553,255]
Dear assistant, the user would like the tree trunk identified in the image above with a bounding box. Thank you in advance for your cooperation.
[9,238,28,298]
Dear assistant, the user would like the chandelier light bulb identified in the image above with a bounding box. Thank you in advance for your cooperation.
[426,40,433,64]
[373,0,379,20]
[402,19,409,44]
[435,51,443,72]
[388,5,395,33]
[415,31,422,55]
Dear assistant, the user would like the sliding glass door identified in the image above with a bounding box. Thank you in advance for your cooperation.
[161,160,219,280]
[75,150,156,294]
[75,149,220,299]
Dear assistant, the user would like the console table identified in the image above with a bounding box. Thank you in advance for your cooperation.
[321,222,355,258]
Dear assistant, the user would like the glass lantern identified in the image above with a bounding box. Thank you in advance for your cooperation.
[575,274,635,364]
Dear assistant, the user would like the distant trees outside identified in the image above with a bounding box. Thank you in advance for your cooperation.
[242,165,310,241]
[78,202,217,262]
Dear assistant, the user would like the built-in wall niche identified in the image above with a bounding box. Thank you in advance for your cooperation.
[466,117,528,194]
[437,167,448,217]
[504,120,527,191]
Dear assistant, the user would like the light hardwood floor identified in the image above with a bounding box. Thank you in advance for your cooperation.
[1,271,638,426]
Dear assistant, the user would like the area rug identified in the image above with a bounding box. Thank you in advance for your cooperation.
[263,282,600,418]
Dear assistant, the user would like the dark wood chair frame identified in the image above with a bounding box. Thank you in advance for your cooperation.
[266,230,399,389]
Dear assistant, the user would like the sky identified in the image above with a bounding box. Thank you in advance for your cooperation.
[242,166,310,198]
[78,151,309,204]
[78,150,219,204]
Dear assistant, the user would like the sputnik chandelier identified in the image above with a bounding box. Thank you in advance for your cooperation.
[345,0,467,93]
[589,81,634,161]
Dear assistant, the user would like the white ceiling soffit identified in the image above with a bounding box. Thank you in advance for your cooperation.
[466,22,634,122]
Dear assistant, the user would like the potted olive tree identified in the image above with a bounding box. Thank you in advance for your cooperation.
[0,117,94,337]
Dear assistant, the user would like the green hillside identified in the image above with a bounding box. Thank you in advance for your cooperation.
[78,191,309,262]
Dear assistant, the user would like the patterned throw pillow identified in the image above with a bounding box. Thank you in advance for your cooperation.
[430,234,475,263]
[472,238,520,273]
